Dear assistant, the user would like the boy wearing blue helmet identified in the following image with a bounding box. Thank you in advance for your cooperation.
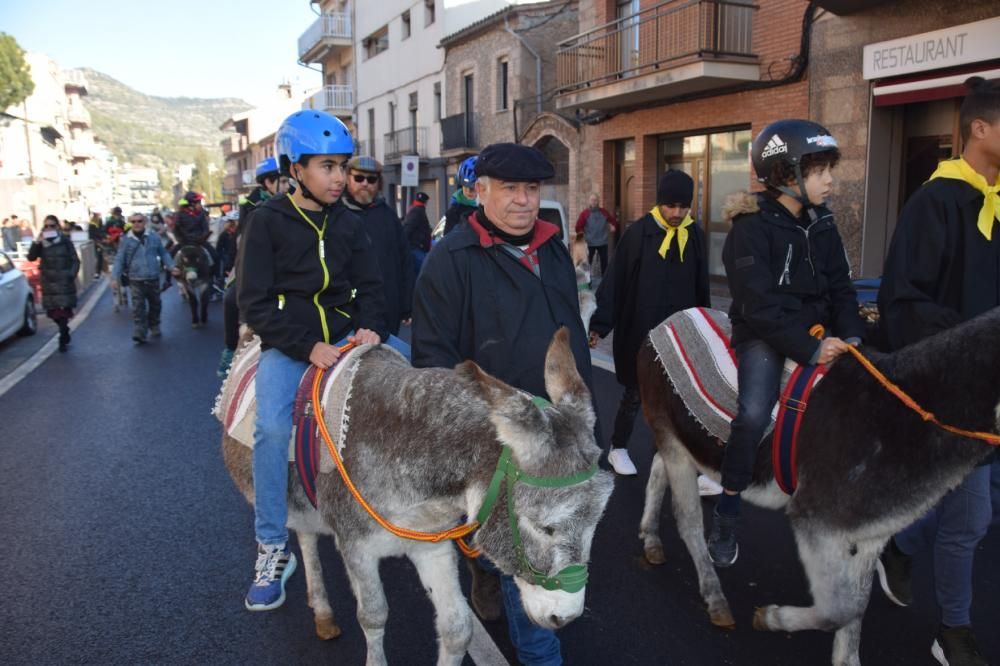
[443,155,479,236]
[236,110,390,611]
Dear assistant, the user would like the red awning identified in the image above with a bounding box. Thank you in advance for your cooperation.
[872,61,1000,107]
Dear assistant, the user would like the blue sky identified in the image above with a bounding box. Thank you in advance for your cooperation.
[1,0,322,104]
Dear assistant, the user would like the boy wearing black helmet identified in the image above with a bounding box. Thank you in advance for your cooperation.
[875,77,1000,666]
[709,119,864,567]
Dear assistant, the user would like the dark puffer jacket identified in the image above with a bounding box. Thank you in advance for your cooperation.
[28,233,80,310]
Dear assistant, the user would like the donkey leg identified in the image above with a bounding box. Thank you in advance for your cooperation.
[659,440,734,629]
[408,543,472,666]
[340,542,389,666]
[200,286,210,324]
[189,293,200,326]
[296,530,341,640]
[753,528,878,666]
[639,451,669,565]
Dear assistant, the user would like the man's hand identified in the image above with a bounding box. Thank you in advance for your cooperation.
[816,337,850,365]
[111,280,119,290]
[588,331,601,348]
[171,267,181,276]
[349,328,381,346]
[309,342,342,369]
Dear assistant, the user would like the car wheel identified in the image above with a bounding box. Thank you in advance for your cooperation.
[17,298,37,337]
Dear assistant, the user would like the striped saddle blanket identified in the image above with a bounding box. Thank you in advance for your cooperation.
[649,308,827,492]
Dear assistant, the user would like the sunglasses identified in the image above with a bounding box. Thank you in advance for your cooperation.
[43,224,59,229]
[352,174,379,184]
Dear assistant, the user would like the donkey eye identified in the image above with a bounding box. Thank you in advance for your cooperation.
[543,526,556,537]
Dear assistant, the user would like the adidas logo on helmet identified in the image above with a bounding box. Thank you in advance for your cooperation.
[761,134,788,159]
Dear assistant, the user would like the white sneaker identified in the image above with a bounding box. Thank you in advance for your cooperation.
[697,474,724,496]
[607,448,637,476]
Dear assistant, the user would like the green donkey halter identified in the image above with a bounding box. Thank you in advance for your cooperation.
[474,396,598,594]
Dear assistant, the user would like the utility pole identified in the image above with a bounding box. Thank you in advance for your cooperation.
[21,100,38,229]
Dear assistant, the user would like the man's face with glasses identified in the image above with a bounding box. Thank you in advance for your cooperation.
[347,170,380,206]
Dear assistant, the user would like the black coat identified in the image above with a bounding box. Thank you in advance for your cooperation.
[878,178,1000,351]
[411,211,594,401]
[402,203,431,252]
[238,187,268,240]
[444,200,477,237]
[722,193,865,365]
[237,195,388,362]
[216,229,238,275]
[174,208,210,245]
[28,233,79,310]
[344,195,414,336]
[590,213,711,387]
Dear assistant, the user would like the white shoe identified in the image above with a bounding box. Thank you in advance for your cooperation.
[607,448,637,476]
[697,474,724,496]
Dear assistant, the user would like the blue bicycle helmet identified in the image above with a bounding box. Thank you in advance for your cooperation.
[275,110,354,175]
[255,157,280,180]
[457,155,479,188]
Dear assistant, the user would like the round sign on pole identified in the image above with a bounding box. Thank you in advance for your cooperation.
[401,156,419,187]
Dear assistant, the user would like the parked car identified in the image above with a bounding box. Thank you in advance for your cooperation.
[0,250,37,343]
[431,199,571,245]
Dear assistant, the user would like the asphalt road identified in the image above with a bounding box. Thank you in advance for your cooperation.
[1,287,996,665]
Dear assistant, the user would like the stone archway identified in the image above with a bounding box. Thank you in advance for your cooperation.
[519,113,581,229]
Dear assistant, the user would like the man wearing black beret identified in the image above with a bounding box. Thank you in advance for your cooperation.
[590,170,711,476]
[411,142,596,665]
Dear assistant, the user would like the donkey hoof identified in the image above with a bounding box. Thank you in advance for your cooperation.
[708,606,736,631]
[314,615,342,640]
[752,606,776,631]
[644,545,666,565]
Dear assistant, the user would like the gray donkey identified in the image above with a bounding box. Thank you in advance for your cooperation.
[635,306,1000,666]
[224,328,614,665]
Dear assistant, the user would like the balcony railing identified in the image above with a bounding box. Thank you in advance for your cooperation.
[384,127,428,160]
[69,139,95,160]
[299,11,352,61]
[67,105,91,127]
[557,0,757,93]
[64,70,89,92]
[304,85,354,116]
[440,113,478,152]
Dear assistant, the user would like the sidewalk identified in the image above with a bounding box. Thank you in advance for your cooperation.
[0,277,106,384]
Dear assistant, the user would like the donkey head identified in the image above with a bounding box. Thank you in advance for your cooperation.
[457,328,613,629]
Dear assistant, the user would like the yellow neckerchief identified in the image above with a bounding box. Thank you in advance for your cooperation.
[650,206,694,261]
[928,157,1000,241]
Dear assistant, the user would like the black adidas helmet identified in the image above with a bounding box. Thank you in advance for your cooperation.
[751,119,839,187]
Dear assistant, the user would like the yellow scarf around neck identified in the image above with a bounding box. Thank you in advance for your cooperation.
[650,206,694,261]
[928,157,1000,241]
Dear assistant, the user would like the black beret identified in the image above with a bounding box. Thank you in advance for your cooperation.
[475,142,555,182]
[415,191,429,203]
[657,170,694,206]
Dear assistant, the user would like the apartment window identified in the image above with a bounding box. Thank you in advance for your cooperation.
[388,102,396,133]
[433,82,442,121]
[367,108,375,154]
[364,26,389,60]
[424,0,435,26]
[401,11,411,39]
[497,59,509,111]
[409,92,418,129]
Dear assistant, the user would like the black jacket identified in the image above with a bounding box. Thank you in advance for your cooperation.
[216,229,238,275]
[174,208,210,246]
[411,210,593,400]
[444,200,477,237]
[591,212,711,387]
[344,194,414,336]
[878,178,1000,351]
[722,193,864,365]
[237,195,388,362]
[402,203,431,252]
[28,233,79,310]
[238,187,268,240]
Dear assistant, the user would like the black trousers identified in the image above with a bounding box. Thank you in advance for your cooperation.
[587,244,609,275]
[223,285,240,351]
[611,385,641,450]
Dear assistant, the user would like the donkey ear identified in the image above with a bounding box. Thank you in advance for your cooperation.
[457,360,549,467]
[544,327,591,409]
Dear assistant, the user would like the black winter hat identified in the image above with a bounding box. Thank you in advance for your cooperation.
[656,170,694,206]
[415,191,429,203]
[475,143,554,182]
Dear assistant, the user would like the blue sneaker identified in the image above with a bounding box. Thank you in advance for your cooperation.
[245,543,297,611]
[217,348,235,378]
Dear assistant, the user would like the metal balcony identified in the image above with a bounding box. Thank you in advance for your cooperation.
[384,127,428,161]
[440,113,478,153]
[64,70,89,93]
[556,0,760,110]
[67,105,91,127]
[299,12,352,63]
[303,85,354,118]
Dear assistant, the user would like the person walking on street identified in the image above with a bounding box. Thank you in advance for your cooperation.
[2,216,21,252]
[402,191,432,275]
[708,119,864,569]
[111,214,174,345]
[343,155,413,336]
[105,206,126,235]
[443,155,479,236]
[589,171,710,476]
[574,193,617,281]
[27,215,80,352]
[875,76,1000,666]
[412,142,597,666]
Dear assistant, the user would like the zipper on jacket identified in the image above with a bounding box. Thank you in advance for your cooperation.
[288,197,332,343]
[779,244,793,286]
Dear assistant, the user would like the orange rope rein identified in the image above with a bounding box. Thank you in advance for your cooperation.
[311,343,481,557]
[808,325,1000,446]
